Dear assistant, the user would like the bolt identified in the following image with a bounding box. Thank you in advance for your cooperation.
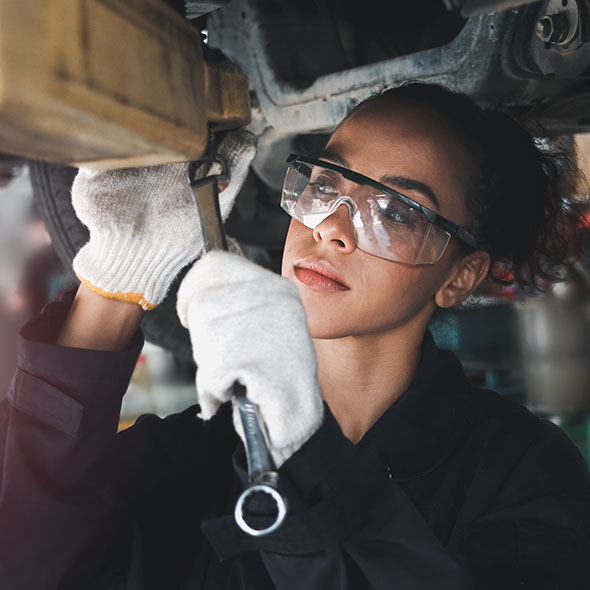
[536,16,553,41]
[535,14,569,44]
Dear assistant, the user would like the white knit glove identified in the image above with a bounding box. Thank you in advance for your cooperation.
[176,251,324,467]
[71,130,257,310]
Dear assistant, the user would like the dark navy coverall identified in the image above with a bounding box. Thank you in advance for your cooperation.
[1,291,589,589]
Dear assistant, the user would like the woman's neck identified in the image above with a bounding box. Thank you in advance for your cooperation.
[313,321,426,444]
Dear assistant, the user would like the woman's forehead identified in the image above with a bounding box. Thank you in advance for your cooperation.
[333,99,462,155]
[327,100,472,222]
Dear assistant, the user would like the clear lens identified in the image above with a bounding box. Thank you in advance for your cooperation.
[281,161,451,265]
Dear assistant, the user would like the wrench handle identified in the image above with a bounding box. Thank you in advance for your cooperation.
[234,385,275,479]
[234,384,288,536]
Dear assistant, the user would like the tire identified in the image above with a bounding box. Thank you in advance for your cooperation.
[28,160,194,362]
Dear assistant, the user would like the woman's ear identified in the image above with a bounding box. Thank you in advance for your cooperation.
[434,251,491,309]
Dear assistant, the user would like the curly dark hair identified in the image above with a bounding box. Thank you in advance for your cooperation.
[344,82,586,292]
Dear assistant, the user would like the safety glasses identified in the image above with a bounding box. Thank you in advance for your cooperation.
[281,154,477,265]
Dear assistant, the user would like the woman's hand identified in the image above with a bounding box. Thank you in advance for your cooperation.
[71,129,257,311]
[177,251,324,467]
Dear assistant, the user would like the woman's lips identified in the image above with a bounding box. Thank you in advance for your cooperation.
[293,258,350,292]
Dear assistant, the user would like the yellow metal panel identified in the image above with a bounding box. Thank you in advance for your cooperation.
[0,0,250,168]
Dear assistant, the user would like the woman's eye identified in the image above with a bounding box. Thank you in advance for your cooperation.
[377,199,413,226]
[309,181,338,197]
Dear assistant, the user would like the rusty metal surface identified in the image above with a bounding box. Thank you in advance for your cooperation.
[207,0,590,136]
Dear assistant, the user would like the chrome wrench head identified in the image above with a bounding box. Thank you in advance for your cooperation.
[234,481,288,537]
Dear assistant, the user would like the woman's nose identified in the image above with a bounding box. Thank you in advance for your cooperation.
[312,203,356,253]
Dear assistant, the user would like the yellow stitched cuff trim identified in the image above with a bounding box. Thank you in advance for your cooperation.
[76,274,158,311]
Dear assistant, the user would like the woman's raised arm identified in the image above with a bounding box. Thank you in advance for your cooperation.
[56,283,145,351]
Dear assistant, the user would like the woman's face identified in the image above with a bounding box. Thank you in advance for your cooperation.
[281,100,475,340]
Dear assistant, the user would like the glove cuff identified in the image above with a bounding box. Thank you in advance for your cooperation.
[74,232,203,310]
[269,405,324,468]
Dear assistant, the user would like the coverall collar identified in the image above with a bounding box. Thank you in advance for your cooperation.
[356,330,472,481]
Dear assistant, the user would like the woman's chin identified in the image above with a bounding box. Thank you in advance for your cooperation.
[305,310,361,341]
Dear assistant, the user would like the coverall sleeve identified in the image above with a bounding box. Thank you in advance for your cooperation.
[205,405,590,589]
[0,296,143,589]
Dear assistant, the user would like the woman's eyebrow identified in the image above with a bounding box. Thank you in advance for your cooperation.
[379,175,441,211]
[319,149,350,168]
[320,149,441,211]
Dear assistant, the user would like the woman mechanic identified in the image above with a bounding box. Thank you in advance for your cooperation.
[1,83,590,589]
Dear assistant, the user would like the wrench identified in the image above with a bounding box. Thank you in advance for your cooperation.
[187,159,288,537]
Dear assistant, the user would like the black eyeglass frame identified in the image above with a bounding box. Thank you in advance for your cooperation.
[286,154,478,250]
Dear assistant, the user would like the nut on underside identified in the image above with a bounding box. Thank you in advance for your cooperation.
[535,14,569,44]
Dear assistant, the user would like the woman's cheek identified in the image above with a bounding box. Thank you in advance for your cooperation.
[357,263,436,332]
[281,220,308,279]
